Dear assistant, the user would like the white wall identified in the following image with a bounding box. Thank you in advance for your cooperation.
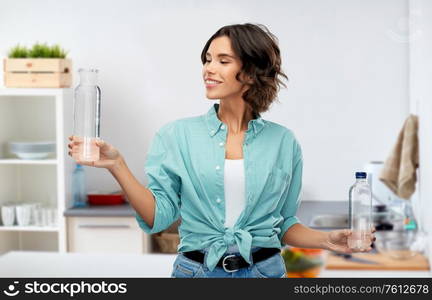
[409,0,432,265]
[0,0,409,201]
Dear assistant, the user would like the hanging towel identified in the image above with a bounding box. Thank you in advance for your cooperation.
[379,114,419,199]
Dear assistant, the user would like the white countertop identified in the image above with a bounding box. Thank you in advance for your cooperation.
[320,269,431,278]
[0,251,430,278]
[0,251,177,278]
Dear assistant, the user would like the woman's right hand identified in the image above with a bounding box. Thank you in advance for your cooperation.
[68,136,122,170]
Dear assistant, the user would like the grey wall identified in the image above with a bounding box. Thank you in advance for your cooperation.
[0,0,409,201]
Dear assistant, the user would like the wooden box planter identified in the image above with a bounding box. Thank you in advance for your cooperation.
[3,58,72,88]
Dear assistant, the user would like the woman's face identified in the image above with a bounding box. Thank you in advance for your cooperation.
[202,36,249,100]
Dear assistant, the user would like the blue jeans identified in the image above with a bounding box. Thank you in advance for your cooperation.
[171,248,287,278]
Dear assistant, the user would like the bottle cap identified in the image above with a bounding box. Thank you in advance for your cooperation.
[373,205,387,212]
[355,172,367,179]
[404,220,417,230]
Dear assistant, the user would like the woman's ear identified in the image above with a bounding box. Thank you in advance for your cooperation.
[239,72,254,85]
[244,74,254,85]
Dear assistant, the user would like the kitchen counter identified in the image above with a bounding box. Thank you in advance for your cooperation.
[320,269,431,277]
[297,200,348,229]
[0,251,177,278]
[0,251,429,278]
[64,203,136,217]
[63,200,347,222]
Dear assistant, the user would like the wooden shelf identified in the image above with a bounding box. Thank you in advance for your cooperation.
[0,159,57,165]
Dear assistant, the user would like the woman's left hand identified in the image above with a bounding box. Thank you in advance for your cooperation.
[322,227,376,254]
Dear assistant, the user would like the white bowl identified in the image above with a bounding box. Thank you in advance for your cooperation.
[14,152,52,159]
[8,141,56,160]
[375,230,418,259]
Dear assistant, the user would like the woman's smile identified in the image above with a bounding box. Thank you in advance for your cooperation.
[205,79,222,88]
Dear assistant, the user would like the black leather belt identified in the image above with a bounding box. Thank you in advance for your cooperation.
[182,247,280,272]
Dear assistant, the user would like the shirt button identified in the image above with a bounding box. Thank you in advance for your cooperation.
[221,125,226,130]
[215,165,220,170]
[216,198,222,203]
[219,142,224,147]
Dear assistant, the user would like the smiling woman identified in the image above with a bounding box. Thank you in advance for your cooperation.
[200,24,288,115]
[68,23,375,279]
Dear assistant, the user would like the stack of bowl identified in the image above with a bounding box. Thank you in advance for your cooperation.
[374,229,418,259]
[8,141,56,159]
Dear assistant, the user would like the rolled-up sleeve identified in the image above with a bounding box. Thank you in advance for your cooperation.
[135,132,181,234]
[278,140,303,244]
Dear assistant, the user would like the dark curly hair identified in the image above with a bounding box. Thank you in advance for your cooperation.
[201,23,288,115]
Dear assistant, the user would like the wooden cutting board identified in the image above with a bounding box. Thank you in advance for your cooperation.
[324,251,430,270]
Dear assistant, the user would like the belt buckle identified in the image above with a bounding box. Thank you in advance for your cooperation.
[222,254,239,273]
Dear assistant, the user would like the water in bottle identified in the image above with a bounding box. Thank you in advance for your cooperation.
[73,68,101,162]
[72,164,87,207]
[348,172,373,251]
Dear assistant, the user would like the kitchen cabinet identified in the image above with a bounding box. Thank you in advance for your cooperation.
[0,88,74,254]
[67,216,151,253]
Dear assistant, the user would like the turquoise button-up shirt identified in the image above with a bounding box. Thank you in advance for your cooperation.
[136,103,303,271]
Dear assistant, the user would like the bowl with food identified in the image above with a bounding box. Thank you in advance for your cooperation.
[281,247,326,278]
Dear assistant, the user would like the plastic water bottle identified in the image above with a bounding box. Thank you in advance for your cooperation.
[72,164,87,207]
[348,172,372,251]
[73,68,101,162]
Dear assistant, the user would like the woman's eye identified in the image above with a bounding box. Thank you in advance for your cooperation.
[205,59,228,64]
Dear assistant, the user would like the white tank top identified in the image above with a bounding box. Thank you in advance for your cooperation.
[201,159,245,253]
[223,158,246,252]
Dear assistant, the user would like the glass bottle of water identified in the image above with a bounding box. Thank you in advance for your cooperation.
[73,68,101,162]
[72,164,87,207]
[348,172,372,251]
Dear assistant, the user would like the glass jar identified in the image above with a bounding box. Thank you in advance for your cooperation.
[73,68,101,162]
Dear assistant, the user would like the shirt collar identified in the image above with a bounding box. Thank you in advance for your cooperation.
[205,103,266,138]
